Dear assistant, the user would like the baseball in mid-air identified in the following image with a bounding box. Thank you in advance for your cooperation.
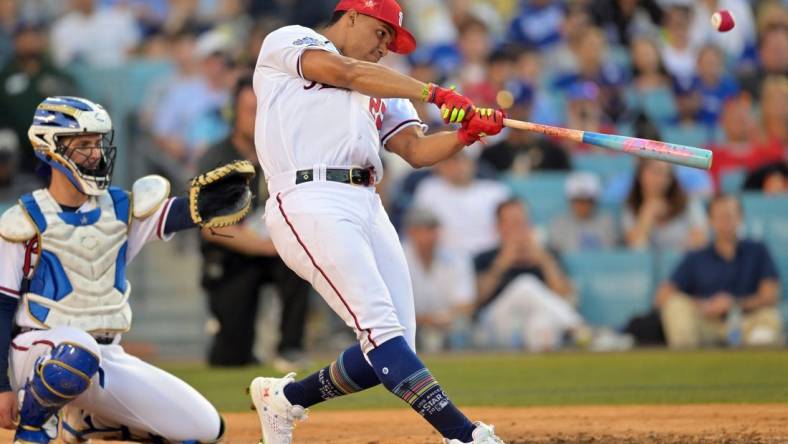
[710,10,735,32]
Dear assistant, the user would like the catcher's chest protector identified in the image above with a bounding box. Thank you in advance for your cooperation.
[18,188,132,332]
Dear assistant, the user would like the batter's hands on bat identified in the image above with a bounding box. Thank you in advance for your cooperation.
[0,390,18,429]
[457,107,506,146]
[423,83,474,124]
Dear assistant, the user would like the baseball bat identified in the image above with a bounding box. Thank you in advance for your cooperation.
[502,118,713,170]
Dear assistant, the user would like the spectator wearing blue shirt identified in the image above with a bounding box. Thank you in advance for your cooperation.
[508,0,565,51]
[655,194,783,348]
[695,45,739,127]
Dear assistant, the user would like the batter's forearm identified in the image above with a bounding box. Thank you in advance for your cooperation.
[345,61,427,101]
[405,132,466,167]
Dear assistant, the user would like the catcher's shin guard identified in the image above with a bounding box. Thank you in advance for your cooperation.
[15,342,100,443]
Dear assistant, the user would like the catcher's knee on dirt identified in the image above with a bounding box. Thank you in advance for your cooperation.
[20,340,100,428]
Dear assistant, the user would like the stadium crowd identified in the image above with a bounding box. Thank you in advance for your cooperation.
[0,0,785,360]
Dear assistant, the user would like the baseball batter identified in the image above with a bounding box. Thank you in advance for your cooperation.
[0,96,251,443]
[249,1,507,443]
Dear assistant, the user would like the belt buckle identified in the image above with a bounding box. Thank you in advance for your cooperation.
[348,168,354,185]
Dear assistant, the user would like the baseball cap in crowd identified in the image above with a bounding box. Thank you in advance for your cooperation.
[195,29,235,59]
[334,0,417,54]
[565,172,601,200]
[566,80,599,102]
[404,207,440,228]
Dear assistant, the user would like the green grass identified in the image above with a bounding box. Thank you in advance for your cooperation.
[161,349,788,412]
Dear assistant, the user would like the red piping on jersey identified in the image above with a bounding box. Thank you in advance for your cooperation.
[11,339,55,352]
[0,286,19,296]
[156,198,173,239]
[381,119,421,144]
[22,237,39,278]
[276,193,377,348]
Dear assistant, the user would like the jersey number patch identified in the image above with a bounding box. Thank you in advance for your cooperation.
[369,98,387,130]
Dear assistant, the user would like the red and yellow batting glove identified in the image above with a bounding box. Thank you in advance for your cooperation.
[457,108,506,146]
[422,83,475,124]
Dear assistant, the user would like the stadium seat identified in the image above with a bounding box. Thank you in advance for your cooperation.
[741,193,788,252]
[563,250,655,329]
[503,172,569,226]
[653,249,684,285]
[720,169,747,193]
[573,153,635,181]
[659,125,712,149]
[775,253,788,325]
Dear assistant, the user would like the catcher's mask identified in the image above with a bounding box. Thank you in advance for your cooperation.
[28,96,117,196]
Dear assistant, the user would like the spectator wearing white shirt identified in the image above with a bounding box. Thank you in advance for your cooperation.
[50,0,141,68]
[549,172,619,252]
[659,3,698,85]
[403,208,476,352]
[412,150,510,260]
[150,29,234,172]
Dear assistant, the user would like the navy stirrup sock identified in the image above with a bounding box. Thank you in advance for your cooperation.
[283,343,380,408]
[368,336,475,442]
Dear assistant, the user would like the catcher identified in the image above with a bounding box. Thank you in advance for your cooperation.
[0,96,254,443]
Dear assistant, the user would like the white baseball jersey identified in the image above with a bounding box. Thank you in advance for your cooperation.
[255,25,428,355]
[253,25,424,183]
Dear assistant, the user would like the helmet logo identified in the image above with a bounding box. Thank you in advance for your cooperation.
[399,11,403,26]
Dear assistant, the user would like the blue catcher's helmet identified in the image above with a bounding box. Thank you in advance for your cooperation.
[27,96,116,196]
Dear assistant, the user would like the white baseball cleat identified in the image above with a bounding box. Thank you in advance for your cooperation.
[249,372,307,444]
[443,422,505,444]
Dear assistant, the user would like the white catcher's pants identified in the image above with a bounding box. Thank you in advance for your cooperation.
[10,326,221,441]
[265,180,416,355]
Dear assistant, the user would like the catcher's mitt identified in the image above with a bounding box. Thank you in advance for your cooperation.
[189,160,256,228]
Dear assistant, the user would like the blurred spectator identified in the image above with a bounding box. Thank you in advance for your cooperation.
[403,207,476,352]
[98,0,170,36]
[474,198,581,351]
[50,0,141,67]
[743,161,788,194]
[709,94,784,189]
[553,27,628,125]
[0,20,75,174]
[448,0,504,36]
[626,36,675,126]
[689,0,757,64]
[754,0,788,38]
[547,2,593,75]
[590,0,663,46]
[453,16,492,86]
[478,116,570,175]
[198,76,310,368]
[139,30,197,129]
[150,29,235,172]
[462,46,515,108]
[400,0,458,47]
[0,128,40,212]
[0,0,16,66]
[738,26,788,101]
[412,150,510,259]
[564,81,617,142]
[623,159,707,250]
[759,75,788,148]
[659,4,698,85]
[240,17,283,69]
[548,172,619,252]
[695,45,740,127]
[656,194,783,348]
[507,0,565,53]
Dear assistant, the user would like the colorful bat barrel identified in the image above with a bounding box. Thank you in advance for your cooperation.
[582,131,713,170]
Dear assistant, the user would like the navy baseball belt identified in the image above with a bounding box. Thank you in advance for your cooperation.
[295,167,374,186]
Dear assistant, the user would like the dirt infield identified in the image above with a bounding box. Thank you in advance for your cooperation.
[3,404,786,443]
